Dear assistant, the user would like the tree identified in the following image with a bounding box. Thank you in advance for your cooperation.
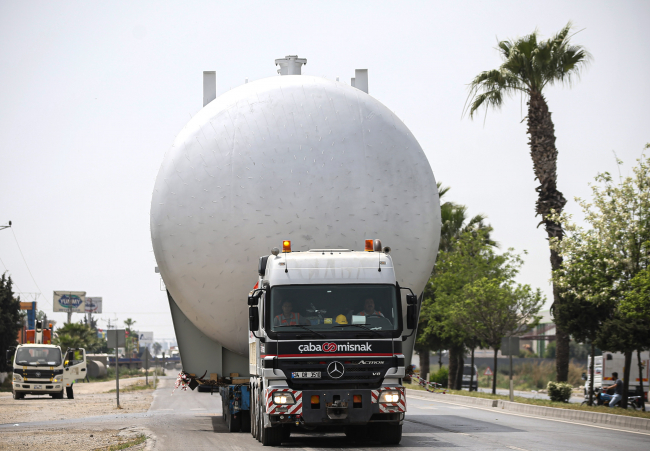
[123,318,138,357]
[0,273,22,372]
[431,231,543,393]
[152,341,162,357]
[466,23,591,382]
[417,184,494,388]
[54,322,103,352]
[552,150,650,407]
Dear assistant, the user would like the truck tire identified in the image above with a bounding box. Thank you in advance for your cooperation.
[281,426,291,440]
[66,386,74,399]
[52,389,64,399]
[344,425,368,441]
[261,424,282,446]
[240,410,251,433]
[378,423,402,444]
[251,390,257,438]
[13,390,24,400]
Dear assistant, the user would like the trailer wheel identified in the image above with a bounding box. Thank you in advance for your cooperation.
[66,386,74,399]
[377,423,402,444]
[228,410,241,432]
[240,410,251,433]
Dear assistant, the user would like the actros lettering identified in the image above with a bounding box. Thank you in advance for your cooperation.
[297,342,373,353]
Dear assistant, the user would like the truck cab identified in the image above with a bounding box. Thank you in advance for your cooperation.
[7,322,87,400]
[247,240,418,445]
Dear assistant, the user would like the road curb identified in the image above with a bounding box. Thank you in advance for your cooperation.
[409,390,650,431]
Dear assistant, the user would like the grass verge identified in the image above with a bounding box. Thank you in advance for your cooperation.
[406,382,650,419]
[95,434,147,450]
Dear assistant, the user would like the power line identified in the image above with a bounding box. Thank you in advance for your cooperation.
[0,254,24,293]
[11,228,45,302]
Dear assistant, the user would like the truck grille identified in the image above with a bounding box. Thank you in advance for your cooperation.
[276,358,395,389]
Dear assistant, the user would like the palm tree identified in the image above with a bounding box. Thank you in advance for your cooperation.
[465,22,591,382]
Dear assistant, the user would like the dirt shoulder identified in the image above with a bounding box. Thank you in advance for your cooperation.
[0,379,155,450]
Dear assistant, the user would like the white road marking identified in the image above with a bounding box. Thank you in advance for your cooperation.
[507,446,530,451]
[408,394,650,436]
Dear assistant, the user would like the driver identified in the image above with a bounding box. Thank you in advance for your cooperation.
[274,300,310,326]
[357,297,384,317]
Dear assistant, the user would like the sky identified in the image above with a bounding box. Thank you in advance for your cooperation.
[1,1,649,342]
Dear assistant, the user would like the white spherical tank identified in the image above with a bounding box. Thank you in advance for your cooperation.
[151,75,440,356]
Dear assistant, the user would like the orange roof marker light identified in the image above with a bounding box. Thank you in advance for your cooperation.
[282,240,292,253]
[365,239,374,252]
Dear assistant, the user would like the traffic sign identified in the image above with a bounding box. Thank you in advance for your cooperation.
[484,367,493,376]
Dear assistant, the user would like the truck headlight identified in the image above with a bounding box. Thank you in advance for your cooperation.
[53,375,63,383]
[379,390,401,403]
[272,393,296,405]
[13,374,23,382]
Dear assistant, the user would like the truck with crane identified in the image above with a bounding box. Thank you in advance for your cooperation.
[7,320,87,400]
[151,55,441,445]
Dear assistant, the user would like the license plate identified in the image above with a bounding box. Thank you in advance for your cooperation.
[34,385,42,389]
[291,372,320,379]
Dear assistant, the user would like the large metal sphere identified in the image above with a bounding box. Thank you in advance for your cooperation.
[151,75,440,356]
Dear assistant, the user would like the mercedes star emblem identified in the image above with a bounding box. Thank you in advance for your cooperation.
[327,361,344,379]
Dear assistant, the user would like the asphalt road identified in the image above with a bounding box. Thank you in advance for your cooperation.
[3,377,648,450]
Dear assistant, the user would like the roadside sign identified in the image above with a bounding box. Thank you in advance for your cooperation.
[484,367,493,376]
[53,291,86,312]
[107,329,126,348]
[85,297,103,313]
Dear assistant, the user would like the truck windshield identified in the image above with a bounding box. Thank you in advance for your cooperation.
[15,347,62,366]
[269,284,399,332]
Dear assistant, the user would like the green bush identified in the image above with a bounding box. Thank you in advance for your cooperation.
[547,381,573,403]
[430,366,449,388]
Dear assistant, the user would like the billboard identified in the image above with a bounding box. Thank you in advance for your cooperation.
[85,297,103,313]
[53,291,86,313]
[138,331,154,345]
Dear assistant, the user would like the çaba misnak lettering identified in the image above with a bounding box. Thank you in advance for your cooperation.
[298,342,373,353]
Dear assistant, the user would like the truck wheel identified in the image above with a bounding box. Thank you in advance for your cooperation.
[251,390,257,438]
[281,426,291,440]
[261,424,282,446]
[344,425,368,441]
[378,423,402,445]
[66,386,74,399]
[52,389,64,399]
[255,391,263,442]
[240,410,251,433]
[228,410,241,432]
[13,390,24,400]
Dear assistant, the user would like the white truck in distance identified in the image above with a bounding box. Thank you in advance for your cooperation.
[8,322,87,400]
[585,351,649,399]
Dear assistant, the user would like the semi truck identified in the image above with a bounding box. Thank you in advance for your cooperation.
[151,55,441,445]
[7,320,87,400]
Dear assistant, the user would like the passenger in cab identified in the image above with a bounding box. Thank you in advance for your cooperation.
[357,297,384,317]
[274,300,309,326]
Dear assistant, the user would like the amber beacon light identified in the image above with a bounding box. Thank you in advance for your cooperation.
[282,240,292,253]
[365,239,374,252]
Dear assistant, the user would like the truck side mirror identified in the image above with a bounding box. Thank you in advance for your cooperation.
[6,347,15,366]
[407,304,417,330]
[248,295,258,306]
[249,306,260,331]
[406,294,418,305]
